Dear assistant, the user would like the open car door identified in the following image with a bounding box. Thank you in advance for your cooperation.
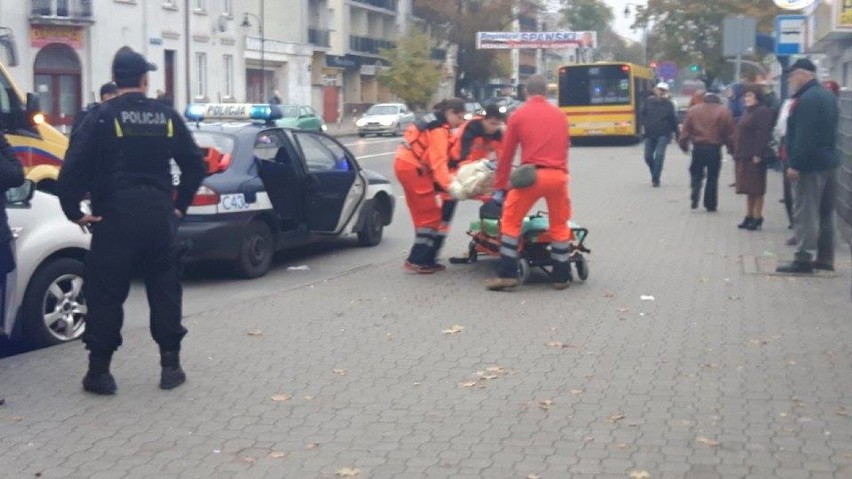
[255,129,306,225]
[291,131,365,234]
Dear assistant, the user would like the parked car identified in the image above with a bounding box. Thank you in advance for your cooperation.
[274,104,327,132]
[355,103,415,137]
[179,103,396,279]
[482,96,521,115]
[2,180,90,346]
[463,101,485,121]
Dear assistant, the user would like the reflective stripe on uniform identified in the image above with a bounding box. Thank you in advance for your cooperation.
[114,119,124,138]
[551,241,571,262]
[500,235,519,258]
[167,118,174,138]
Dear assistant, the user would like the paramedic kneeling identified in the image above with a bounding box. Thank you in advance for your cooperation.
[485,75,572,291]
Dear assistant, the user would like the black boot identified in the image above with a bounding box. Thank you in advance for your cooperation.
[160,350,186,390]
[82,354,117,395]
[776,260,815,274]
[745,217,763,231]
[737,216,754,229]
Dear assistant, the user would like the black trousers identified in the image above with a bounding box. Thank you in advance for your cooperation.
[689,144,722,211]
[83,188,185,358]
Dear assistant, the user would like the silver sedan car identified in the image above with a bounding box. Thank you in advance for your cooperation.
[3,181,90,346]
[355,103,415,137]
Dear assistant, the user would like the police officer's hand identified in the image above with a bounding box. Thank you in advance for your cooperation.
[74,214,102,233]
[752,155,761,165]
[787,168,800,181]
[492,189,505,205]
[174,209,183,219]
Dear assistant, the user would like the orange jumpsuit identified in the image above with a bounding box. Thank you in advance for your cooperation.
[393,114,453,270]
[493,96,572,282]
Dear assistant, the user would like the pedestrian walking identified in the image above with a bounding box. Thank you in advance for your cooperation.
[484,75,572,291]
[57,49,206,395]
[640,82,678,187]
[394,98,466,274]
[776,59,840,274]
[678,92,735,212]
[733,84,775,231]
[70,82,118,136]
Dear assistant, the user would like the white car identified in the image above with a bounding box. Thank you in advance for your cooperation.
[3,181,90,346]
[356,103,415,137]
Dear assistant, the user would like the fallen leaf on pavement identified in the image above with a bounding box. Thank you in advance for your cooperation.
[336,467,361,476]
[442,325,465,334]
[246,329,263,336]
[240,456,257,464]
[271,394,292,402]
[268,451,286,459]
[480,374,499,380]
[616,442,630,449]
[459,380,478,388]
[616,307,630,313]
[485,366,504,373]
[332,368,348,376]
[603,293,616,298]
[539,399,555,410]
[306,443,320,449]
[629,471,651,479]
[605,414,625,423]
[569,389,583,396]
[640,295,655,301]
[546,341,565,349]
[696,436,720,447]
[303,395,314,401]
[527,474,541,479]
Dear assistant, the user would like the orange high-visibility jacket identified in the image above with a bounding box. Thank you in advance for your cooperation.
[395,114,453,191]
[449,118,503,171]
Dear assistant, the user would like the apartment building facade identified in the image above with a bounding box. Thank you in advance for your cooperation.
[0,0,416,130]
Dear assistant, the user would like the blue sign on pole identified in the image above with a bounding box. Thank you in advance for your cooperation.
[657,61,678,81]
[775,15,806,56]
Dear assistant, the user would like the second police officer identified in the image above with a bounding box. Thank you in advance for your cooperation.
[57,48,206,395]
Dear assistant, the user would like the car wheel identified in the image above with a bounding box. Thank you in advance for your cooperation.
[358,132,366,138]
[393,123,402,136]
[357,204,384,247]
[22,258,87,347]
[234,221,274,279]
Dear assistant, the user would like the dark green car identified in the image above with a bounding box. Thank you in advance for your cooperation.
[274,105,327,132]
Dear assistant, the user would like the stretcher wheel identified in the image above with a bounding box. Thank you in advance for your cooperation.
[518,258,532,283]
[574,255,589,281]
[468,242,478,263]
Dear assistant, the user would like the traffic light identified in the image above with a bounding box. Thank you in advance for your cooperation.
[689,64,701,73]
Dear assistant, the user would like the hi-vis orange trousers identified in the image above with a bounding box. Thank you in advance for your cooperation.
[497,167,573,280]
[394,158,446,267]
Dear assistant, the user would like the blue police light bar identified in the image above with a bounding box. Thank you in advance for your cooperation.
[184,103,283,123]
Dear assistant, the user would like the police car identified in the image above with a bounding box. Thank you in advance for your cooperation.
[177,103,394,278]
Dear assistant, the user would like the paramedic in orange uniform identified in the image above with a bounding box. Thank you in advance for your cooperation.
[485,75,572,291]
[441,104,506,240]
[394,98,466,274]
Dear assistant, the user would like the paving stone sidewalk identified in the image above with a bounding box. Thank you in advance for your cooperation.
[1,145,850,479]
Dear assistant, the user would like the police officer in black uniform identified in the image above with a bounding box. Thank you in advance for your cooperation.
[57,49,205,395]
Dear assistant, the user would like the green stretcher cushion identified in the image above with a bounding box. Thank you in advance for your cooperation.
[469,217,584,240]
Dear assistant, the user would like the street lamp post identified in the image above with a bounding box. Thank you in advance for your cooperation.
[241,0,265,102]
[623,3,647,66]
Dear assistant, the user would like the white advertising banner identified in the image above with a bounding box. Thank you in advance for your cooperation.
[475,31,597,49]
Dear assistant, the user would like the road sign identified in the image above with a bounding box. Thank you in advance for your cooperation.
[657,61,677,80]
[775,15,806,55]
[723,16,757,57]
[773,0,816,10]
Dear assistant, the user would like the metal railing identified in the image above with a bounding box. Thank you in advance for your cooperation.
[31,0,93,18]
[349,35,394,55]
[837,92,852,244]
[351,0,397,11]
[308,28,330,47]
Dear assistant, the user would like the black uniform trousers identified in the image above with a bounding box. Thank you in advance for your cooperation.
[689,144,722,211]
[82,187,185,358]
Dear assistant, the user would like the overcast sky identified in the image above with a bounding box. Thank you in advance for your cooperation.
[602,0,648,42]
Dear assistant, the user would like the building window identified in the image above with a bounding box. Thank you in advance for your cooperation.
[195,52,207,98]
[162,0,176,8]
[222,0,232,16]
[193,0,206,11]
[223,54,233,97]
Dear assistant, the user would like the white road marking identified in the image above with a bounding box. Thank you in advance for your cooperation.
[343,137,401,148]
[356,151,396,160]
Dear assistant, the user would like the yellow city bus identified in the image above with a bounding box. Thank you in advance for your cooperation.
[557,62,655,140]
[0,29,68,191]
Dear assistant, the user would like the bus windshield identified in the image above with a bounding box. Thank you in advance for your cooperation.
[559,65,631,107]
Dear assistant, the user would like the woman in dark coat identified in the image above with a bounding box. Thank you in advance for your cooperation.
[733,84,774,230]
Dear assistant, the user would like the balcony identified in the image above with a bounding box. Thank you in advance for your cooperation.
[309,28,331,47]
[31,0,94,26]
[349,35,395,55]
[431,48,447,61]
[352,0,398,12]
[518,16,537,31]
